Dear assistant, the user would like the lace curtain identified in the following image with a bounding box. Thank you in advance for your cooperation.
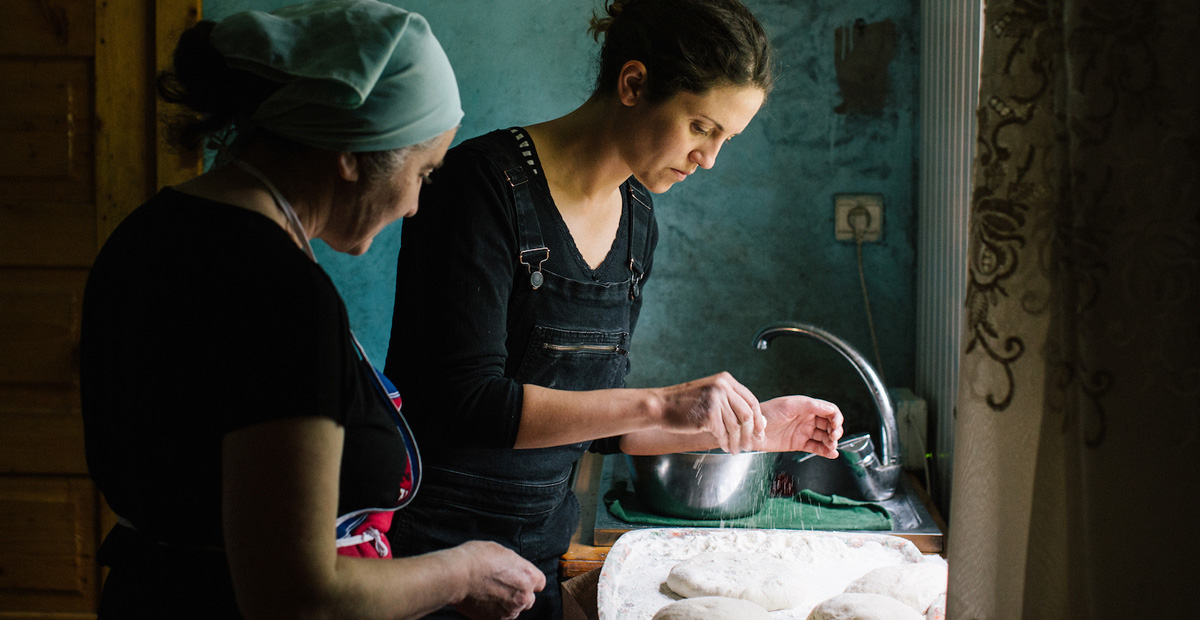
[947,0,1198,618]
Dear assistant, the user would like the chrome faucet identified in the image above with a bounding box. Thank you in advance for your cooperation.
[753,322,901,500]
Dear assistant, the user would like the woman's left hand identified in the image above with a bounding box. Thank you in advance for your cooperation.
[754,396,844,458]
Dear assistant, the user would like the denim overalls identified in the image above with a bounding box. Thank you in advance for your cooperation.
[388,129,653,619]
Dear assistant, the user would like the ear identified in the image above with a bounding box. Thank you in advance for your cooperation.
[616,60,648,107]
[336,152,359,182]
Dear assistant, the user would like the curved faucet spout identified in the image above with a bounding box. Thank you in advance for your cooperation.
[753,322,901,500]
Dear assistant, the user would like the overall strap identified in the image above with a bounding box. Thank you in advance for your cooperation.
[626,181,654,300]
[474,128,549,290]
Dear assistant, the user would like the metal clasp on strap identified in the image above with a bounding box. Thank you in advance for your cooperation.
[505,167,528,187]
[520,247,550,289]
[629,258,644,300]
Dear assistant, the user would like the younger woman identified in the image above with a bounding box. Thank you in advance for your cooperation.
[385,1,845,617]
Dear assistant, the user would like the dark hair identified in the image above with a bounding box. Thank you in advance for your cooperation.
[588,0,775,102]
[156,20,283,152]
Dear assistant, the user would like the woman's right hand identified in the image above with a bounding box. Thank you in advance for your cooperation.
[657,371,765,454]
[452,540,545,620]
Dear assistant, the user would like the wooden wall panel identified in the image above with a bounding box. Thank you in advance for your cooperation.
[0,0,95,57]
[0,1,202,615]
[0,477,98,613]
[94,0,153,246]
[0,270,86,386]
[0,202,96,267]
[0,60,95,200]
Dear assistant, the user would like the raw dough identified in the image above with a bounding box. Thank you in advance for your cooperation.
[843,561,947,613]
[807,592,924,620]
[651,596,772,620]
[666,551,805,611]
[925,593,947,620]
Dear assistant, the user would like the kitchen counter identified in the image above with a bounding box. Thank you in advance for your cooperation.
[559,452,947,579]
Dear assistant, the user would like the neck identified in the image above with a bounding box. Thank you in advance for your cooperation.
[526,96,632,204]
[173,150,334,254]
[235,149,332,241]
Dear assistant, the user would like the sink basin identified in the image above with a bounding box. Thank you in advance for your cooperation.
[777,432,900,502]
[592,454,944,553]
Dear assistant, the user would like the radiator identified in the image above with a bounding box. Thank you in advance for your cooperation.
[916,0,982,508]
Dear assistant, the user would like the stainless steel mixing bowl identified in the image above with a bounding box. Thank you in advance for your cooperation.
[625,450,779,519]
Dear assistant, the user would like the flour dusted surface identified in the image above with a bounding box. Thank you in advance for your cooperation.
[598,529,928,620]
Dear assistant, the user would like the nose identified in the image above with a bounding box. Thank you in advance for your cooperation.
[689,142,723,170]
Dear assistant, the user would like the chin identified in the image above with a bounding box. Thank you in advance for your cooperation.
[647,181,679,194]
[634,174,677,194]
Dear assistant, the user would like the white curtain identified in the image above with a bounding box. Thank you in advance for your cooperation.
[947,0,1199,618]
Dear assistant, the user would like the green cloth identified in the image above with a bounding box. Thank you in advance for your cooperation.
[211,0,462,152]
[604,487,892,531]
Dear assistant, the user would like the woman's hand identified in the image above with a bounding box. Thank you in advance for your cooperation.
[452,541,545,620]
[754,395,844,458]
[658,372,766,455]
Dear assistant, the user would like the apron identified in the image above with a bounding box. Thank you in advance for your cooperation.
[388,128,654,620]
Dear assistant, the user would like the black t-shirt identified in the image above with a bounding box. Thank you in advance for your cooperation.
[385,128,658,453]
[81,188,409,549]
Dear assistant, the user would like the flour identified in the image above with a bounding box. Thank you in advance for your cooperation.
[598,529,927,620]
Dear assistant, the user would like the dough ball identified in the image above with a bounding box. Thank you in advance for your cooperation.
[925,593,946,620]
[666,551,805,611]
[843,561,947,613]
[807,592,925,620]
[651,596,772,620]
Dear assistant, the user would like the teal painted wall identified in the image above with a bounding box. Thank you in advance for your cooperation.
[205,0,919,435]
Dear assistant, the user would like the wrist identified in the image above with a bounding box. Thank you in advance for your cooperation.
[439,544,476,604]
[638,388,666,430]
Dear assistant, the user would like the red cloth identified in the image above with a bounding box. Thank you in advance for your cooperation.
[336,511,394,558]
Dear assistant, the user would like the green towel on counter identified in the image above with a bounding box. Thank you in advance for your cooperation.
[603,486,892,531]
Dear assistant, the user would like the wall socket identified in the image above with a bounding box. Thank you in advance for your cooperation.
[834,193,884,242]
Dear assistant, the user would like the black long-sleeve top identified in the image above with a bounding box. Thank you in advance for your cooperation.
[385,129,658,454]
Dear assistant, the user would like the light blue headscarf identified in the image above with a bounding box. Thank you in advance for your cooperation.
[210,0,462,152]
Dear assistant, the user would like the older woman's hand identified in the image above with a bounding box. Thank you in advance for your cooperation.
[453,541,545,620]
[753,396,844,458]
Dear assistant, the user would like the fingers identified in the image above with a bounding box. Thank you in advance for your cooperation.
[811,399,843,458]
[728,375,766,445]
[713,372,761,454]
[457,541,545,620]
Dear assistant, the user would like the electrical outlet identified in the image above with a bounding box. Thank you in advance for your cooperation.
[834,193,884,242]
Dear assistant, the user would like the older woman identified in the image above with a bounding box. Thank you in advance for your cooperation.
[80,1,542,618]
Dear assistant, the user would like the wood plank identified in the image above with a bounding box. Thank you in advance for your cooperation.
[0,477,98,613]
[0,202,95,268]
[95,0,153,246]
[0,60,94,205]
[0,0,95,57]
[0,409,86,475]
[0,269,87,386]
